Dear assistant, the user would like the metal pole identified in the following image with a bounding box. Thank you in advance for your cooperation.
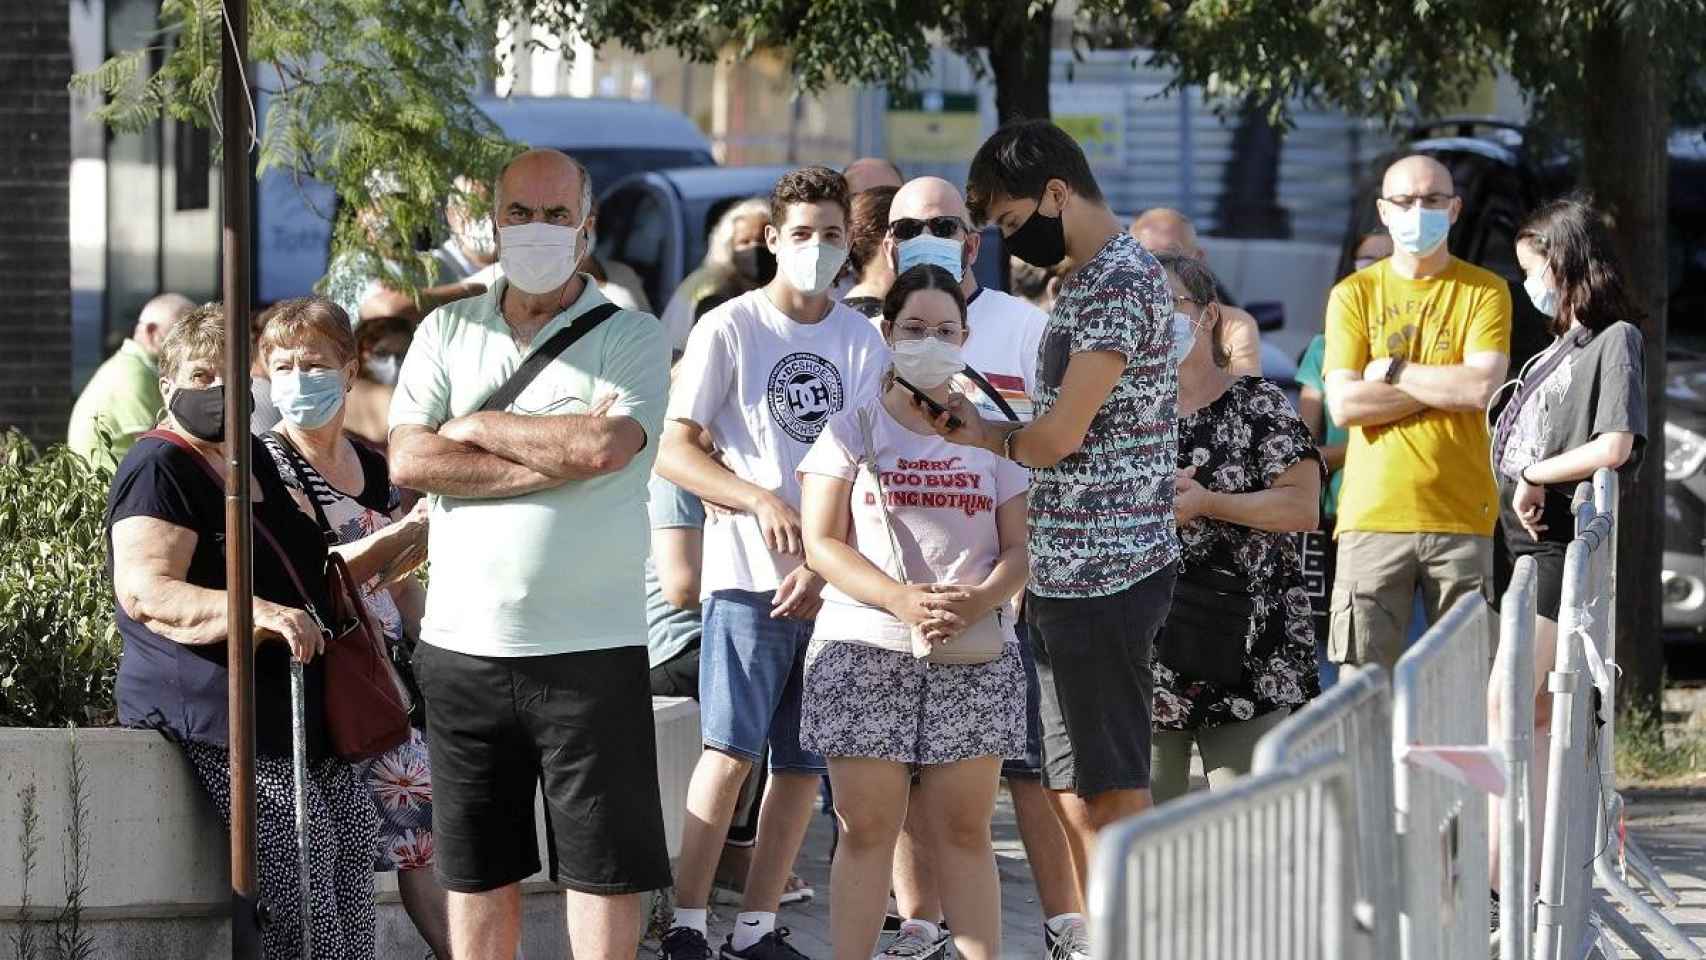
[1499,558,1535,960]
[290,662,313,956]
[220,0,259,955]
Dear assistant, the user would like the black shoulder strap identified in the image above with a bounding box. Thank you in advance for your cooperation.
[480,302,623,414]
[267,430,336,543]
[960,365,1021,423]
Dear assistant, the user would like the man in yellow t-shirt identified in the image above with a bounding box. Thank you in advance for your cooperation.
[1323,155,1512,672]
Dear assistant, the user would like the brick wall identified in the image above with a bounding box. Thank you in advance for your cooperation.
[0,6,71,447]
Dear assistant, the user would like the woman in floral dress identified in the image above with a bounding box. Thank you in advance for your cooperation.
[256,296,447,957]
[1149,254,1324,804]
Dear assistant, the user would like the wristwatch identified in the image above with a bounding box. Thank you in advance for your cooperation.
[1384,356,1407,385]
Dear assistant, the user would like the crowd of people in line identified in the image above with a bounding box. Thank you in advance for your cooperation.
[65,115,1651,960]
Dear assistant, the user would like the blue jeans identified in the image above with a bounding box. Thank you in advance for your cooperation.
[698,589,826,774]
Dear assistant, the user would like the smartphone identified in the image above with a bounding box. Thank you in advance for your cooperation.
[894,376,962,431]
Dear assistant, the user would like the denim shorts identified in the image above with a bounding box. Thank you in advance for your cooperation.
[699,589,826,774]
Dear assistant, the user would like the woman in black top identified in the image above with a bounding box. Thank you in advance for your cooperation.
[107,304,382,959]
[839,185,900,319]
[1487,195,1646,889]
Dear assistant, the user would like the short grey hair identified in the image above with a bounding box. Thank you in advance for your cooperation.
[705,197,772,271]
[1154,252,1231,369]
[493,149,596,224]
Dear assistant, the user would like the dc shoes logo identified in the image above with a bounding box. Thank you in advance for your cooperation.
[767,352,843,443]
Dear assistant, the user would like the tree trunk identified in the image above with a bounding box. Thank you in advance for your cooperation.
[986,3,1055,125]
[1580,18,1670,724]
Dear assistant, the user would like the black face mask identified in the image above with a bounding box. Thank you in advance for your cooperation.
[731,245,777,287]
[1005,198,1067,269]
[168,384,225,443]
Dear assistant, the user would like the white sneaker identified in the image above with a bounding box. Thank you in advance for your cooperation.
[1043,917,1089,960]
[875,921,951,960]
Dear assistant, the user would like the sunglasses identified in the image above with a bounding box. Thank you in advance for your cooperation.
[889,216,967,241]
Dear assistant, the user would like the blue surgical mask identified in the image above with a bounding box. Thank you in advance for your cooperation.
[896,235,965,280]
[1388,204,1451,256]
[271,368,347,429]
[1524,271,1559,318]
[1172,311,1197,364]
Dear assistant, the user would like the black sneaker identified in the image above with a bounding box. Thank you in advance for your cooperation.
[720,927,812,960]
[661,926,715,960]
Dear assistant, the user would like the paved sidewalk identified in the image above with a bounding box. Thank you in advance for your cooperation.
[1605,791,1706,957]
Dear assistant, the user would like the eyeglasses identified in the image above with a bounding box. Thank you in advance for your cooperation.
[892,320,965,341]
[890,216,967,241]
[1379,193,1455,211]
[1173,295,1204,307]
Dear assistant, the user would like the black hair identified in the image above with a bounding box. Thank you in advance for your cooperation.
[1516,194,1644,337]
[880,265,967,327]
[965,120,1103,226]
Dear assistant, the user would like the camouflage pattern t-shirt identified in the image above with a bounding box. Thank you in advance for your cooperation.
[1027,232,1180,598]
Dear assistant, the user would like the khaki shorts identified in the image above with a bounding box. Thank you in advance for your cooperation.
[1328,532,1493,674]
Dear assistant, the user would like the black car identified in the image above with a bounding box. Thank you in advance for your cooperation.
[1343,118,1706,638]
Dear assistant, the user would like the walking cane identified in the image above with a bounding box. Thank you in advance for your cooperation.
[291,657,314,957]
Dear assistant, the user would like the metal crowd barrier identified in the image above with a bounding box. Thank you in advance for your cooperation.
[1088,752,1366,960]
[1497,556,1538,960]
[1534,477,1703,960]
[1393,594,1493,960]
[1252,666,1397,960]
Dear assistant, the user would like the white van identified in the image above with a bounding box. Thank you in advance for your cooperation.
[255,96,714,303]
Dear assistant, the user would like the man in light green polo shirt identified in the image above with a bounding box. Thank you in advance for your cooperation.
[387,148,671,960]
[67,293,193,469]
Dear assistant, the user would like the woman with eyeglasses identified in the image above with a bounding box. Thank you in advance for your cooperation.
[1149,253,1323,804]
[1486,195,1646,890]
[798,264,1029,960]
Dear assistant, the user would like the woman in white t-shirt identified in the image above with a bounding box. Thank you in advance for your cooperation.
[799,265,1029,960]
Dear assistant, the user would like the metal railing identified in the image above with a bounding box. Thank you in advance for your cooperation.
[1252,666,1398,959]
[1534,475,1703,960]
[1393,594,1493,960]
[1496,556,1538,960]
[1088,752,1366,960]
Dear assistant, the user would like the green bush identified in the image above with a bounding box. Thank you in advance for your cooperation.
[0,431,121,727]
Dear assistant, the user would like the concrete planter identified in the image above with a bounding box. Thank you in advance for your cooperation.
[0,697,700,958]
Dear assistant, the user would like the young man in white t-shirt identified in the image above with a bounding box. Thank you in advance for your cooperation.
[657,166,888,960]
[873,177,1089,960]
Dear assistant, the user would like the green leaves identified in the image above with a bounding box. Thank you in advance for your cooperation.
[0,434,122,729]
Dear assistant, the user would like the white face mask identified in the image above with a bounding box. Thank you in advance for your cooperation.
[498,221,583,294]
[1524,270,1560,318]
[777,239,849,297]
[1172,311,1198,364]
[365,355,401,386]
[890,337,966,389]
[461,217,496,258]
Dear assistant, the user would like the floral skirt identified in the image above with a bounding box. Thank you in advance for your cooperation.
[801,639,1026,766]
[356,726,434,872]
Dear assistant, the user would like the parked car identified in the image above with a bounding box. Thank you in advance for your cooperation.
[255,96,715,303]
[1345,118,1706,638]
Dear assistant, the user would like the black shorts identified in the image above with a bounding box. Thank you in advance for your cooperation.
[650,638,701,699]
[1026,564,1177,796]
[415,643,672,895]
[1498,481,1575,622]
